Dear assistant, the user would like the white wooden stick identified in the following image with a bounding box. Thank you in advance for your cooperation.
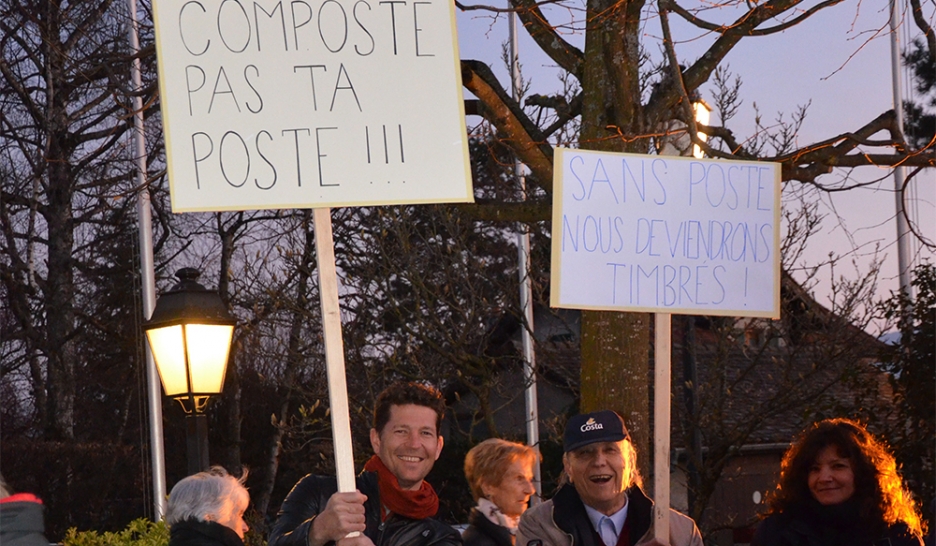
[313,208,357,494]
[653,312,672,544]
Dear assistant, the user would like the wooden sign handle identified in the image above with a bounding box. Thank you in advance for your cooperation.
[653,312,672,544]
[313,208,357,494]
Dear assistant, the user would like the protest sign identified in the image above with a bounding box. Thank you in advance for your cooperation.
[152,0,472,211]
[551,148,781,318]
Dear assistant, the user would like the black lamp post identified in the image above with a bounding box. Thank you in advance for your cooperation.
[143,268,236,475]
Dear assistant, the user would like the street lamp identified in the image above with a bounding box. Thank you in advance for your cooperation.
[143,267,235,475]
[692,99,711,159]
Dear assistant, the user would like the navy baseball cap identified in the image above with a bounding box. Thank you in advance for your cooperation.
[563,410,629,453]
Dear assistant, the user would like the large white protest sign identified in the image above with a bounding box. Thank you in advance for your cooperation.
[551,148,781,318]
[152,0,472,212]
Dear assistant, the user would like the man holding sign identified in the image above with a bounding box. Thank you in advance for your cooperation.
[516,410,702,546]
[269,382,461,546]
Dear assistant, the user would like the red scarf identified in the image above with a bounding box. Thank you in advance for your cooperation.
[363,454,439,521]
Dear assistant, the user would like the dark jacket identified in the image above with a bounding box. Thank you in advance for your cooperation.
[462,508,513,546]
[268,471,462,546]
[751,502,923,546]
[169,519,245,546]
[0,494,50,546]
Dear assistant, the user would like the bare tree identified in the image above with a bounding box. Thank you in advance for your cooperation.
[0,0,162,440]
[458,0,936,466]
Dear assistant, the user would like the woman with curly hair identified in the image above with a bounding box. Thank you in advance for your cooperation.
[752,418,923,546]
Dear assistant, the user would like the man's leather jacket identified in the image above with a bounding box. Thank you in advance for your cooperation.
[268,471,462,546]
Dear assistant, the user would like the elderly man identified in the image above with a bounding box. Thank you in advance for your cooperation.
[517,410,703,546]
[269,382,461,546]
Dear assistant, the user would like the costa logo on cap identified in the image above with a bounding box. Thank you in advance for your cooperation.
[563,410,629,452]
[581,418,604,432]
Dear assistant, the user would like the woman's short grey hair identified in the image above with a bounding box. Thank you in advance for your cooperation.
[166,466,248,526]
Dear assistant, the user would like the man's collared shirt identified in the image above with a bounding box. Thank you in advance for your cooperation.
[583,497,629,546]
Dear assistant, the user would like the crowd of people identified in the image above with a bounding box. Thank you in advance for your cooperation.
[0,381,926,546]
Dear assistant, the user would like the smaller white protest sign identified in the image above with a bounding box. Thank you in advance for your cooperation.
[550,148,781,318]
[152,0,472,212]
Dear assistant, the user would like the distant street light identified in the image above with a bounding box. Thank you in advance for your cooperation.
[692,99,711,159]
[143,268,235,475]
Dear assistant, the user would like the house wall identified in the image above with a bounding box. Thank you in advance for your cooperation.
[701,451,784,546]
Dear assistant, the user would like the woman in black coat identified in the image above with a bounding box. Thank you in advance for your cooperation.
[463,439,537,546]
[752,418,923,546]
[166,467,250,546]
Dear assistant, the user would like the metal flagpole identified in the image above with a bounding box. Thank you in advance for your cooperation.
[127,0,168,518]
[508,6,542,502]
[889,0,913,298]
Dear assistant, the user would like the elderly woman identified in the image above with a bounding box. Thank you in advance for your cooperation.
[752,418,923,546]
[167,467,250,546]
[463,439,537,546]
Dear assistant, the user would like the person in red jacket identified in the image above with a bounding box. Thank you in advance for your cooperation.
[0,475,50,546]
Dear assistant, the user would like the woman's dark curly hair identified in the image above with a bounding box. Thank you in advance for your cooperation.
[764,418,922,538]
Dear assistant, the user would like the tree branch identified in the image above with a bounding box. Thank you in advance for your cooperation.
[462,60,555,194]
[658,4,699,153]
[509,0,584,78]
[528,92,583,137]
[700,110,936,183]
[909,0,936,61]
[662,0,844,37]
[648,0,845,122]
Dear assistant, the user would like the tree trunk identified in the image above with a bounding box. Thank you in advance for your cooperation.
[256,405,288,516]
[42,5,77,440]
[255,211,316,515]
[217,215,242,469]
[44,188,76,441]
[579,313,650,475]
[577,0,651,477]
[218,341,243,469]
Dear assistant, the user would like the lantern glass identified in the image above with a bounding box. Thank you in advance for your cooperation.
[146,323,234,398]
[184,323,234,394]
[146,324,188,397]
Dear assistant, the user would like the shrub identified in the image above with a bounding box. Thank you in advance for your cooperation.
[62,518,168,546]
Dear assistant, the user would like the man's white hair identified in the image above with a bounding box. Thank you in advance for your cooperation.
[166,466,248,526]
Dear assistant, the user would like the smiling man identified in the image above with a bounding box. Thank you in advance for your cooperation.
[269,382,461,546]
[517,410,702,546]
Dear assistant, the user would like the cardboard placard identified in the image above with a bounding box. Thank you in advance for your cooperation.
[152,0,472,211]
[551,148,781,318]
